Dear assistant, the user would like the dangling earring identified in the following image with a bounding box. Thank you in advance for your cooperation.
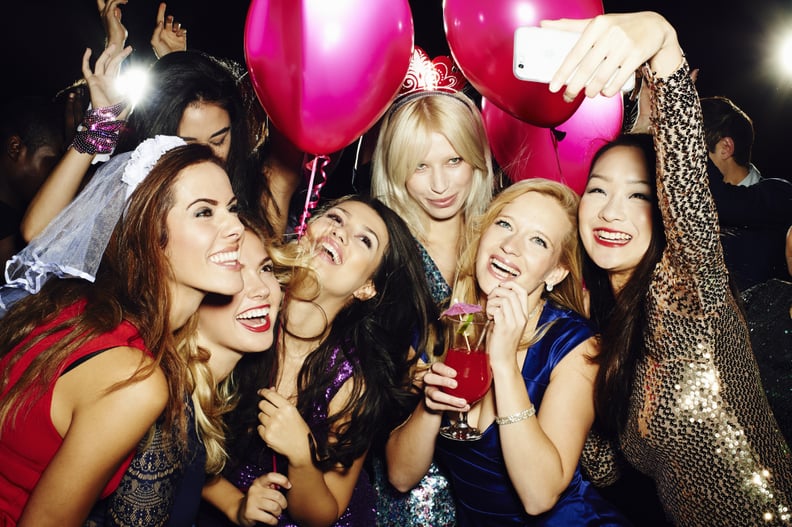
[545,282,554,292]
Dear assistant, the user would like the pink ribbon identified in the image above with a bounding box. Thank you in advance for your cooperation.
[294,154,331,238]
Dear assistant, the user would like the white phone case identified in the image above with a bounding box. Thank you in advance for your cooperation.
[513,26,635,92]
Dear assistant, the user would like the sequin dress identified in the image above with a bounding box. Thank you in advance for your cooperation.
[372,238,457,527]
[618,62,792,525]
[215,346,376,527]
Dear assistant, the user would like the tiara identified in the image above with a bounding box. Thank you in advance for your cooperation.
[398,46,467,96]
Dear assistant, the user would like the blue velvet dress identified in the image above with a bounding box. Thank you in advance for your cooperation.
[436,302,630,526]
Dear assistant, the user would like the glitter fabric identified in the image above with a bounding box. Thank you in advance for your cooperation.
[618,62,792,526]
[372,457,457,527]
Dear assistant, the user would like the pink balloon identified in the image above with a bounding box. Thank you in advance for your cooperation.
[444,0,603,128]
[244,0,413,155]
[482,94,623,195]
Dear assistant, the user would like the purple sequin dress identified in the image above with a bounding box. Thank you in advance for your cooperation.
[224,347,376,527]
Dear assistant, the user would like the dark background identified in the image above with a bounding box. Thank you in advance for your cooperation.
[2,0,791,180]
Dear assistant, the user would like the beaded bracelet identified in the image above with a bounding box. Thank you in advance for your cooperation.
[71,102,127,155]
[494,405,536,425]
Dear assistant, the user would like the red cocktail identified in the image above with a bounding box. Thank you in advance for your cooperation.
[442,347,492,404]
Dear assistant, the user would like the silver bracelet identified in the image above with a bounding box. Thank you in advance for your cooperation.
[494,406,536,425]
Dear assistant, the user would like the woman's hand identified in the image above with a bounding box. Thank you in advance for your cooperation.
[97,0,128,53]
[257,388,313,468]
[151,3,187,59]
[543,12,682,102]
[422,362,470,413]
[81,44,132,110]
[237,472,291,527]
[485,281,529,370]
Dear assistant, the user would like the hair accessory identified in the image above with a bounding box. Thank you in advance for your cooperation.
[398,46,467,97]
[545,282,554,292]
[0,135,185,317]
[495,406,536,425]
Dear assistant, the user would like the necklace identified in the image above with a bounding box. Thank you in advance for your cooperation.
[527,299,544,321]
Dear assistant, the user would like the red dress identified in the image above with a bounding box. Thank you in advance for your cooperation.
[0,301,149,526]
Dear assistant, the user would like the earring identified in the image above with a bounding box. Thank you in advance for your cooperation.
[545,282,554,292]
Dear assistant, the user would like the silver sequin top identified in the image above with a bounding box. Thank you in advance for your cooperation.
[619,62,792,525]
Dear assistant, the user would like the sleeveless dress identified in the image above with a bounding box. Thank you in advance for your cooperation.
[372,238,457,527]
[0,301,147,526]
[211,346,376,527]
[435,302,629,526]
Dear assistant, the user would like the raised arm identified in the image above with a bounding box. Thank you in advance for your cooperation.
[97,0,129,54]
[151,3,187,59]
[21,45,131,242]
[257,383,365,527]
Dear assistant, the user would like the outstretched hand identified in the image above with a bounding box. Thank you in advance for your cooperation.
[543,11,683,102]
[151,3,187,59]
[98,0,129,53]
[81,45,132,110]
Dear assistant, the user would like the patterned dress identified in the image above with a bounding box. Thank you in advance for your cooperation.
[618,61,792,525]
[372,238,457,527]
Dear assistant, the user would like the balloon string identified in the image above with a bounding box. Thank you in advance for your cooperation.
[294,154,331,238]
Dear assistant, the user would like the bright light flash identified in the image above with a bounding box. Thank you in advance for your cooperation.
[114,66,150,107]
[780,32,792,76]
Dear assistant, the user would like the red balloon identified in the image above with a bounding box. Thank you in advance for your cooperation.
[482,94,623,195]
[244,0,413,155]
[444,0,603,128]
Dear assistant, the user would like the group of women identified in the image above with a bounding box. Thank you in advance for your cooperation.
[1,7,791,527]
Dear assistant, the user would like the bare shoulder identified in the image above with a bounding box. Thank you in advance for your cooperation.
[550,336,599,384]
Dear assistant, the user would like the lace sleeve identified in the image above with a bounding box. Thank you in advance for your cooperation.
[649,61,729,314]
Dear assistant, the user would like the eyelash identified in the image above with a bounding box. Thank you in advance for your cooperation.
[325,212,343,224]
[261,262,274,273]
[532,237,548,248]
[495,219,512,230]
[195,207,213,218]
[358,236,372,248]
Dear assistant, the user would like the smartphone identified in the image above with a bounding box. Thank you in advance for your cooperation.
[513,26,579,84]
[513,26,635,92]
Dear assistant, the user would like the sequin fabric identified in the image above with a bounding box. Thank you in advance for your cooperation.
[416,238,452,308]
[618,62,792,526]
[225,346,376,527]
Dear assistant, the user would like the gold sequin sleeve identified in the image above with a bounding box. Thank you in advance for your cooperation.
[618,61,792,526]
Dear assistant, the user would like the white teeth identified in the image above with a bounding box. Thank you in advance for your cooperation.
[210,250,240,264]
[321,243,340,264]
[594,230,632,241]
[490,258,519,277]
[236,307,270,320]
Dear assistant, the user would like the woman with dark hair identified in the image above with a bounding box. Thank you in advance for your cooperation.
[0,139,244,526]
[552,11,792,525]
[22,44,273,242]
[200,195,439,527]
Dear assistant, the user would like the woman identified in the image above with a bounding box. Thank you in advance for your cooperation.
[21,45,269,242]
[0,139,244,526]
[202,195,438,527]
[370,85,494,526]
[86,218,289,526]
[387,179,626,525]
[554,12,792,525]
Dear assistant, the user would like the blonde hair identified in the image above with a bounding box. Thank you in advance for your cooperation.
[371,92,494,242]
[453,178,587,346]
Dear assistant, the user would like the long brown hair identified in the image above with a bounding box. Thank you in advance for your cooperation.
[0,143,225,439]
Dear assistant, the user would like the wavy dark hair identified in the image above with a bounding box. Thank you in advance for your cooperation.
[584,134,666,438]
[0,144,224,440]
[225,195,440,472]
[117,51,268,227]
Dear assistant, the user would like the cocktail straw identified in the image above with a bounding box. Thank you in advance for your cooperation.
[475,319,491,350]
